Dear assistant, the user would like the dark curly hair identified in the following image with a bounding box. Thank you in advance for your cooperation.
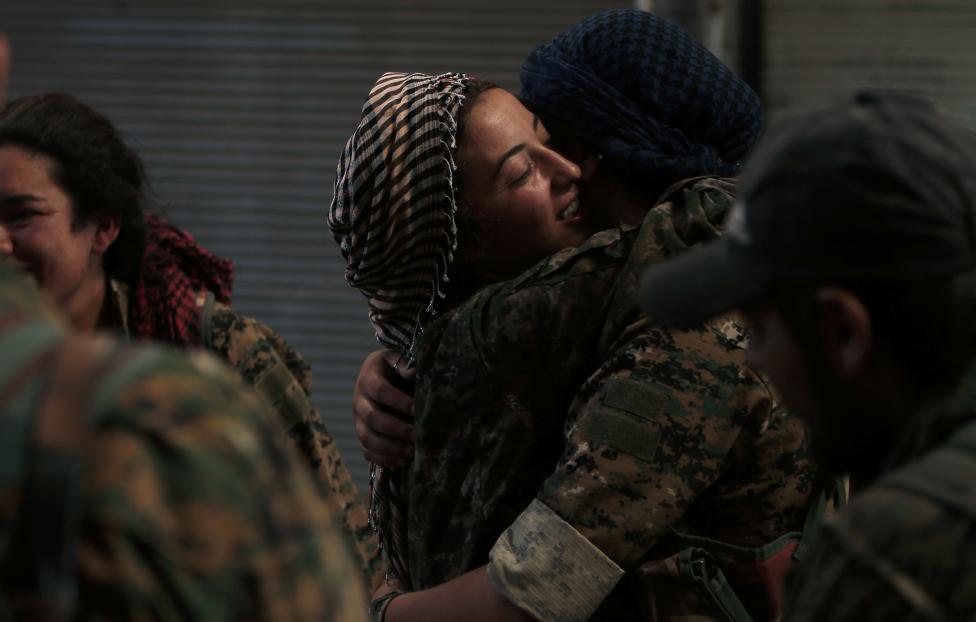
[0,93,147,283]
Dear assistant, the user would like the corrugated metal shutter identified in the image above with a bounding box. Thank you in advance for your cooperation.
[1,0,626,489]
[764,1,976,124]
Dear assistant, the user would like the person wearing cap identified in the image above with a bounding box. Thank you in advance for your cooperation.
[332,12,824,622]
[640,90,976,621]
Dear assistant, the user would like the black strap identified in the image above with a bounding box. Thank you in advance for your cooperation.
[678,547,755,622]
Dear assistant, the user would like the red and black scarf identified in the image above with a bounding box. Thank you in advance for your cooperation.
[129,214,234,345]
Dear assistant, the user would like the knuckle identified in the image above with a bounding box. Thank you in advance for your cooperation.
[374,415,395,435]
[361,407,381,428]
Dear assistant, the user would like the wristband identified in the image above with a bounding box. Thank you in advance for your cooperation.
[370,589,403,622]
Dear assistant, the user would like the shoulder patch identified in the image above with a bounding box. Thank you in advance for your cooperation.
[601,379,668,420]
[582,379,669,461]
[581,410,660,462]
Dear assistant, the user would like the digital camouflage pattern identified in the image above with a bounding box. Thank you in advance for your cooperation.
[0,262,368,620]
[205,301,382,590]
[783,366,976,622]
[489,499,624,622]
[111,281,383,591]
[528,315,817,621]
[397,178,819,620]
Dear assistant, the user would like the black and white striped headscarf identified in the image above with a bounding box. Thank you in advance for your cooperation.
[329,72,467,360]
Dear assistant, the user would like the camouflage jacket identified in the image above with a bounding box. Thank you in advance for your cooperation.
[398,178,819,621]
[0,263,367,621]
[110,280,382,590]
[783,366,976,622]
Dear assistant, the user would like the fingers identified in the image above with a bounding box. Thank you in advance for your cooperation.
[355,415,413,468]
[381,348,416,382]
[368,376,414,422]
[353,348,417,467]
[352,390,414,464]
[362,402,414,441]
[356,348,414,422]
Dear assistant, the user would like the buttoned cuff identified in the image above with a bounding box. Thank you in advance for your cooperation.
[487,499,624,622]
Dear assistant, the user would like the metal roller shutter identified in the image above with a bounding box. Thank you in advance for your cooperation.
[2,0,627,489]
[764,1,976,125]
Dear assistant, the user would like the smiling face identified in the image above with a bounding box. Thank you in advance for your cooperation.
[0,144,117,328]
[455,88,593,280]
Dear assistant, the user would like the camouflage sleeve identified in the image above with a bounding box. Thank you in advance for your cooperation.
[784,487,956,622]
[487,499,624,622]
[470,230,631,402]
[540,317,771,565]
[488,317,772,617]
[76,349,368,621]
[207,303,382,590]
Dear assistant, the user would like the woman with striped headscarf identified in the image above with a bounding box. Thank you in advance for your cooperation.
[353,8,766,467]
[330,73,591,361]
[334,11,820,622]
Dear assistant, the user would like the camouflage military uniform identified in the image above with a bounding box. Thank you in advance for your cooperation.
[396,178,820,621]
[0,262,367,620]
[109,280,383,590]
[783,366,976,622]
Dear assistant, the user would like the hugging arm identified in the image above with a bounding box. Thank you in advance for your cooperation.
[377,567,536,622]
[371,319,770,622]
[487,319,774,620]
[353,348,416,467]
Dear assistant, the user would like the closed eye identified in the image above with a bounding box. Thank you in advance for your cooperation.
[510,162,535,187]
[1,206,43,227]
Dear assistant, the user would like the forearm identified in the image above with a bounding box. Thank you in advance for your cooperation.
[384,566,536,622]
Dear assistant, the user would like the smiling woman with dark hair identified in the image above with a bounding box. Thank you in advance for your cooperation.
[0,94,147,329]
[0,92,382,590]
[331,74,589,361]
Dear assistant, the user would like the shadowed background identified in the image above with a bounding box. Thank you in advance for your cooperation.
[3,0,975,489]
